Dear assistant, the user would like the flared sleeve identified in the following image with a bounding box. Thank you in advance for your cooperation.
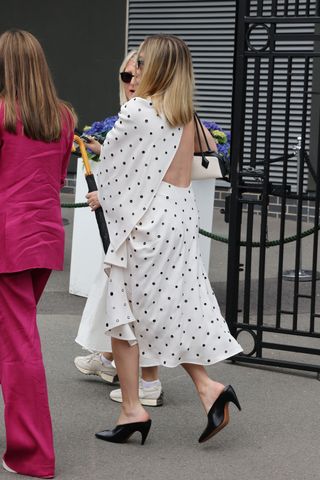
[96,97,183,272]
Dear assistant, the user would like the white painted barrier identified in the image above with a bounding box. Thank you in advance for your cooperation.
[69,158,215,297]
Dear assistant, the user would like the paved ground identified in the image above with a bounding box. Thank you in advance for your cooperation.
[1,193,319,480]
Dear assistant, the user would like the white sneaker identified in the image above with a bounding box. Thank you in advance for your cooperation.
[2,460,17,473]
[109,379,164,407]
[2,459,53,478]
[74,353,118,384]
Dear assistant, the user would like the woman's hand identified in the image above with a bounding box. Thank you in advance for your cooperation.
[86,191,101,211]
[84,136,102,156]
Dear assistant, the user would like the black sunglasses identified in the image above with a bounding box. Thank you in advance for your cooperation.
[120,71,135,83]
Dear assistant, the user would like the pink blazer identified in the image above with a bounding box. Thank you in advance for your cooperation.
[0,105,74,273]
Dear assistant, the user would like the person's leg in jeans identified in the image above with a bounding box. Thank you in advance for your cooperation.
[0,268,55,478]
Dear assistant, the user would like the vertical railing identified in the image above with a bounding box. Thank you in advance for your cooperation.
[226,0,320,375]
[225,0,249,336]
[310,116,320,330]
[276,56,293,328]
[292,58,310,329]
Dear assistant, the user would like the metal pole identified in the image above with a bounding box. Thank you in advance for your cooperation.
[283,136,320,281]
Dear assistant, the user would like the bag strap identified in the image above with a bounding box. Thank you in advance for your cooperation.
[194,112,212,153]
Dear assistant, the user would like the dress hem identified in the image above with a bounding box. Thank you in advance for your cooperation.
[137,346,243,369]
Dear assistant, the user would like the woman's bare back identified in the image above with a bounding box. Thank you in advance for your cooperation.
[163,119,217,187]
[163,121,194,187]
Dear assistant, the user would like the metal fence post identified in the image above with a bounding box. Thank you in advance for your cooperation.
[283,136,319,282]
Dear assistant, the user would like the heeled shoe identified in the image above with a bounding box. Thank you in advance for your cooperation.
[95,419,152,445]
[198,385,241,443]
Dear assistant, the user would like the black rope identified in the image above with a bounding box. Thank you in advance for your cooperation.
[61,202,88,208]
[199,226,319,248]
[61,201,318,248]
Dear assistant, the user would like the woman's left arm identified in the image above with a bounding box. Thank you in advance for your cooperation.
[83,137,102,156]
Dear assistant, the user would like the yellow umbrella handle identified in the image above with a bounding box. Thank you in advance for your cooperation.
[73,135,92,175]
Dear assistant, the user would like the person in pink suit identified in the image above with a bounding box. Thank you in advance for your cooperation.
[0,29,76,478]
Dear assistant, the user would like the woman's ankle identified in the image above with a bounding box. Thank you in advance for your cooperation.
[198,380,225,413]
[102,352,113,362]
[118,404,150,424]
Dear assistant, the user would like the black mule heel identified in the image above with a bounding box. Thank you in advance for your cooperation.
[95,419,152,445]
[198,385,241,443]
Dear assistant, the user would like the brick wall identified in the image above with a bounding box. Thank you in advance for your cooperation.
[214,186,316,223]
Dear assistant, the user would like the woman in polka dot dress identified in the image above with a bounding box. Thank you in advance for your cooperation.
[86,34,243,445]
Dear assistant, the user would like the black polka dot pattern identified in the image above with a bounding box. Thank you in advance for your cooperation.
[96,97,182,260]
[96,97,242,367]
[104,182,242,367]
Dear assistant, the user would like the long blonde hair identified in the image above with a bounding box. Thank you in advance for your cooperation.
[135,35,194,127]
[0,29,76,141]
[119,50,137,105]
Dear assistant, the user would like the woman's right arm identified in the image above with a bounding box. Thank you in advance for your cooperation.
[86,191,100,211]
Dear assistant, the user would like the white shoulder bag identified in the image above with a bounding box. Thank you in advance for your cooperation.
[192,113,229,181]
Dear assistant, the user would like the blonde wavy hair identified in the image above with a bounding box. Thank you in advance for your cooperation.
[0,29,76,141]
[135,34,194,127]
[119,50,137,105]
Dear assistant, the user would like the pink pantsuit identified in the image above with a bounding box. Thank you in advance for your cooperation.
[0,104,73,477]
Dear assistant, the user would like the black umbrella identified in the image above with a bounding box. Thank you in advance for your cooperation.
[73,135,110,253]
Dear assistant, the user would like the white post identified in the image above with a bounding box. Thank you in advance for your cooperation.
[69,161,216,297]
[192,179,216,272]
[69,159,104,297]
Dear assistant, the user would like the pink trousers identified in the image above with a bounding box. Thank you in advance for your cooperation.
[0,269,55,478]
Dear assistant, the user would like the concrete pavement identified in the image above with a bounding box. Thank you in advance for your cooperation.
[0,193,319,480]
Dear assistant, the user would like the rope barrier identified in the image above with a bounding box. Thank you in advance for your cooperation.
[199,226,319,248]
[61,201,318,248]
[61,202,88,208]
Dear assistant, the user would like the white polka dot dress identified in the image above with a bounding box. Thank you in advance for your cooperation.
[94,97,242,367]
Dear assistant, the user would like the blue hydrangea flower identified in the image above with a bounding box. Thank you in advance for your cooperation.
[203,120,231,161]
[85,115,231,162]
[85,115,118,136]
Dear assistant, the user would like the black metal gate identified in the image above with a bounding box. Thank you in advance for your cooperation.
[226,0,320,375]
